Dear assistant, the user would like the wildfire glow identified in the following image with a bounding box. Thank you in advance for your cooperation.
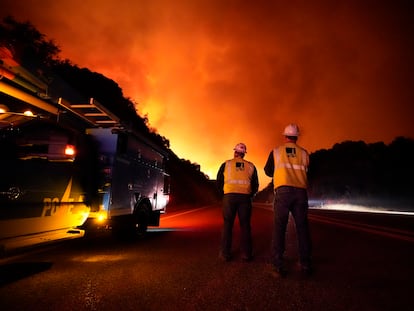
[2,1,414,187]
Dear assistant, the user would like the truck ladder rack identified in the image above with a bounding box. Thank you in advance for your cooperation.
[58,97,120,127]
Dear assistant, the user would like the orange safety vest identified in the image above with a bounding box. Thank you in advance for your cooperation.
[273,143,309,189]
[223,158,255,194]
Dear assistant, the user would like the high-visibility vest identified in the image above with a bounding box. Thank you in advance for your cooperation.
[273,143,309,189]
[223,158,255,194]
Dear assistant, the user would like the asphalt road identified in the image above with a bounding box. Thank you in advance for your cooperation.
[0,203,413,311]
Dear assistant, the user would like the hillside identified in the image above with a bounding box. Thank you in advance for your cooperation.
[0,16,219,208]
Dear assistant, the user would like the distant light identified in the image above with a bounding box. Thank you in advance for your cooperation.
[316,203,414,216]
[23,110,34,116]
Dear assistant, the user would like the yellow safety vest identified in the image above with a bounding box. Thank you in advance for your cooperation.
[273,143,309,189]
[223,158,254,194]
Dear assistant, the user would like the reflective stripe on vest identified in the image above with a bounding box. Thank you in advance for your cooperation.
[273,144,308,189]
[223,158,254,194]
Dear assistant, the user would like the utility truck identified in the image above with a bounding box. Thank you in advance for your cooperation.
[0,49,169,252]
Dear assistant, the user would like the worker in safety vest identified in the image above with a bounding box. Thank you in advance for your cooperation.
[216,143,259,262]
[264,124,313,277]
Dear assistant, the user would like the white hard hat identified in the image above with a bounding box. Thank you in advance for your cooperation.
[234,143,247,154]
[283,124,300,137]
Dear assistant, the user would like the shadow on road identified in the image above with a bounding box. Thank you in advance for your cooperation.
[0,262,53,287]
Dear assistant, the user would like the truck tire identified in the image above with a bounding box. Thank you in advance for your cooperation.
[136,203,150,236]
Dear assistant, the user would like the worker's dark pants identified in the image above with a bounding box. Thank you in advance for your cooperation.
[220,193,252,258]
[272,186,312,269]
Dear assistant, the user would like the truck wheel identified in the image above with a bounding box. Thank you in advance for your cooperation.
[136,203,150,236]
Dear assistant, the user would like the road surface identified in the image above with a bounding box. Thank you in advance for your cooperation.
[0,203,413,310]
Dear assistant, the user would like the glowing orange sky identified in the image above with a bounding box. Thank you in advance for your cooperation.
[2,0,414,188]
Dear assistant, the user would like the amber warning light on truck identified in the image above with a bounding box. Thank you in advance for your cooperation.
[64,145,76,156]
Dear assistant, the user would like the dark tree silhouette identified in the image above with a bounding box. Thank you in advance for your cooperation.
[307,138,414,206]
[0,16,60,76]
